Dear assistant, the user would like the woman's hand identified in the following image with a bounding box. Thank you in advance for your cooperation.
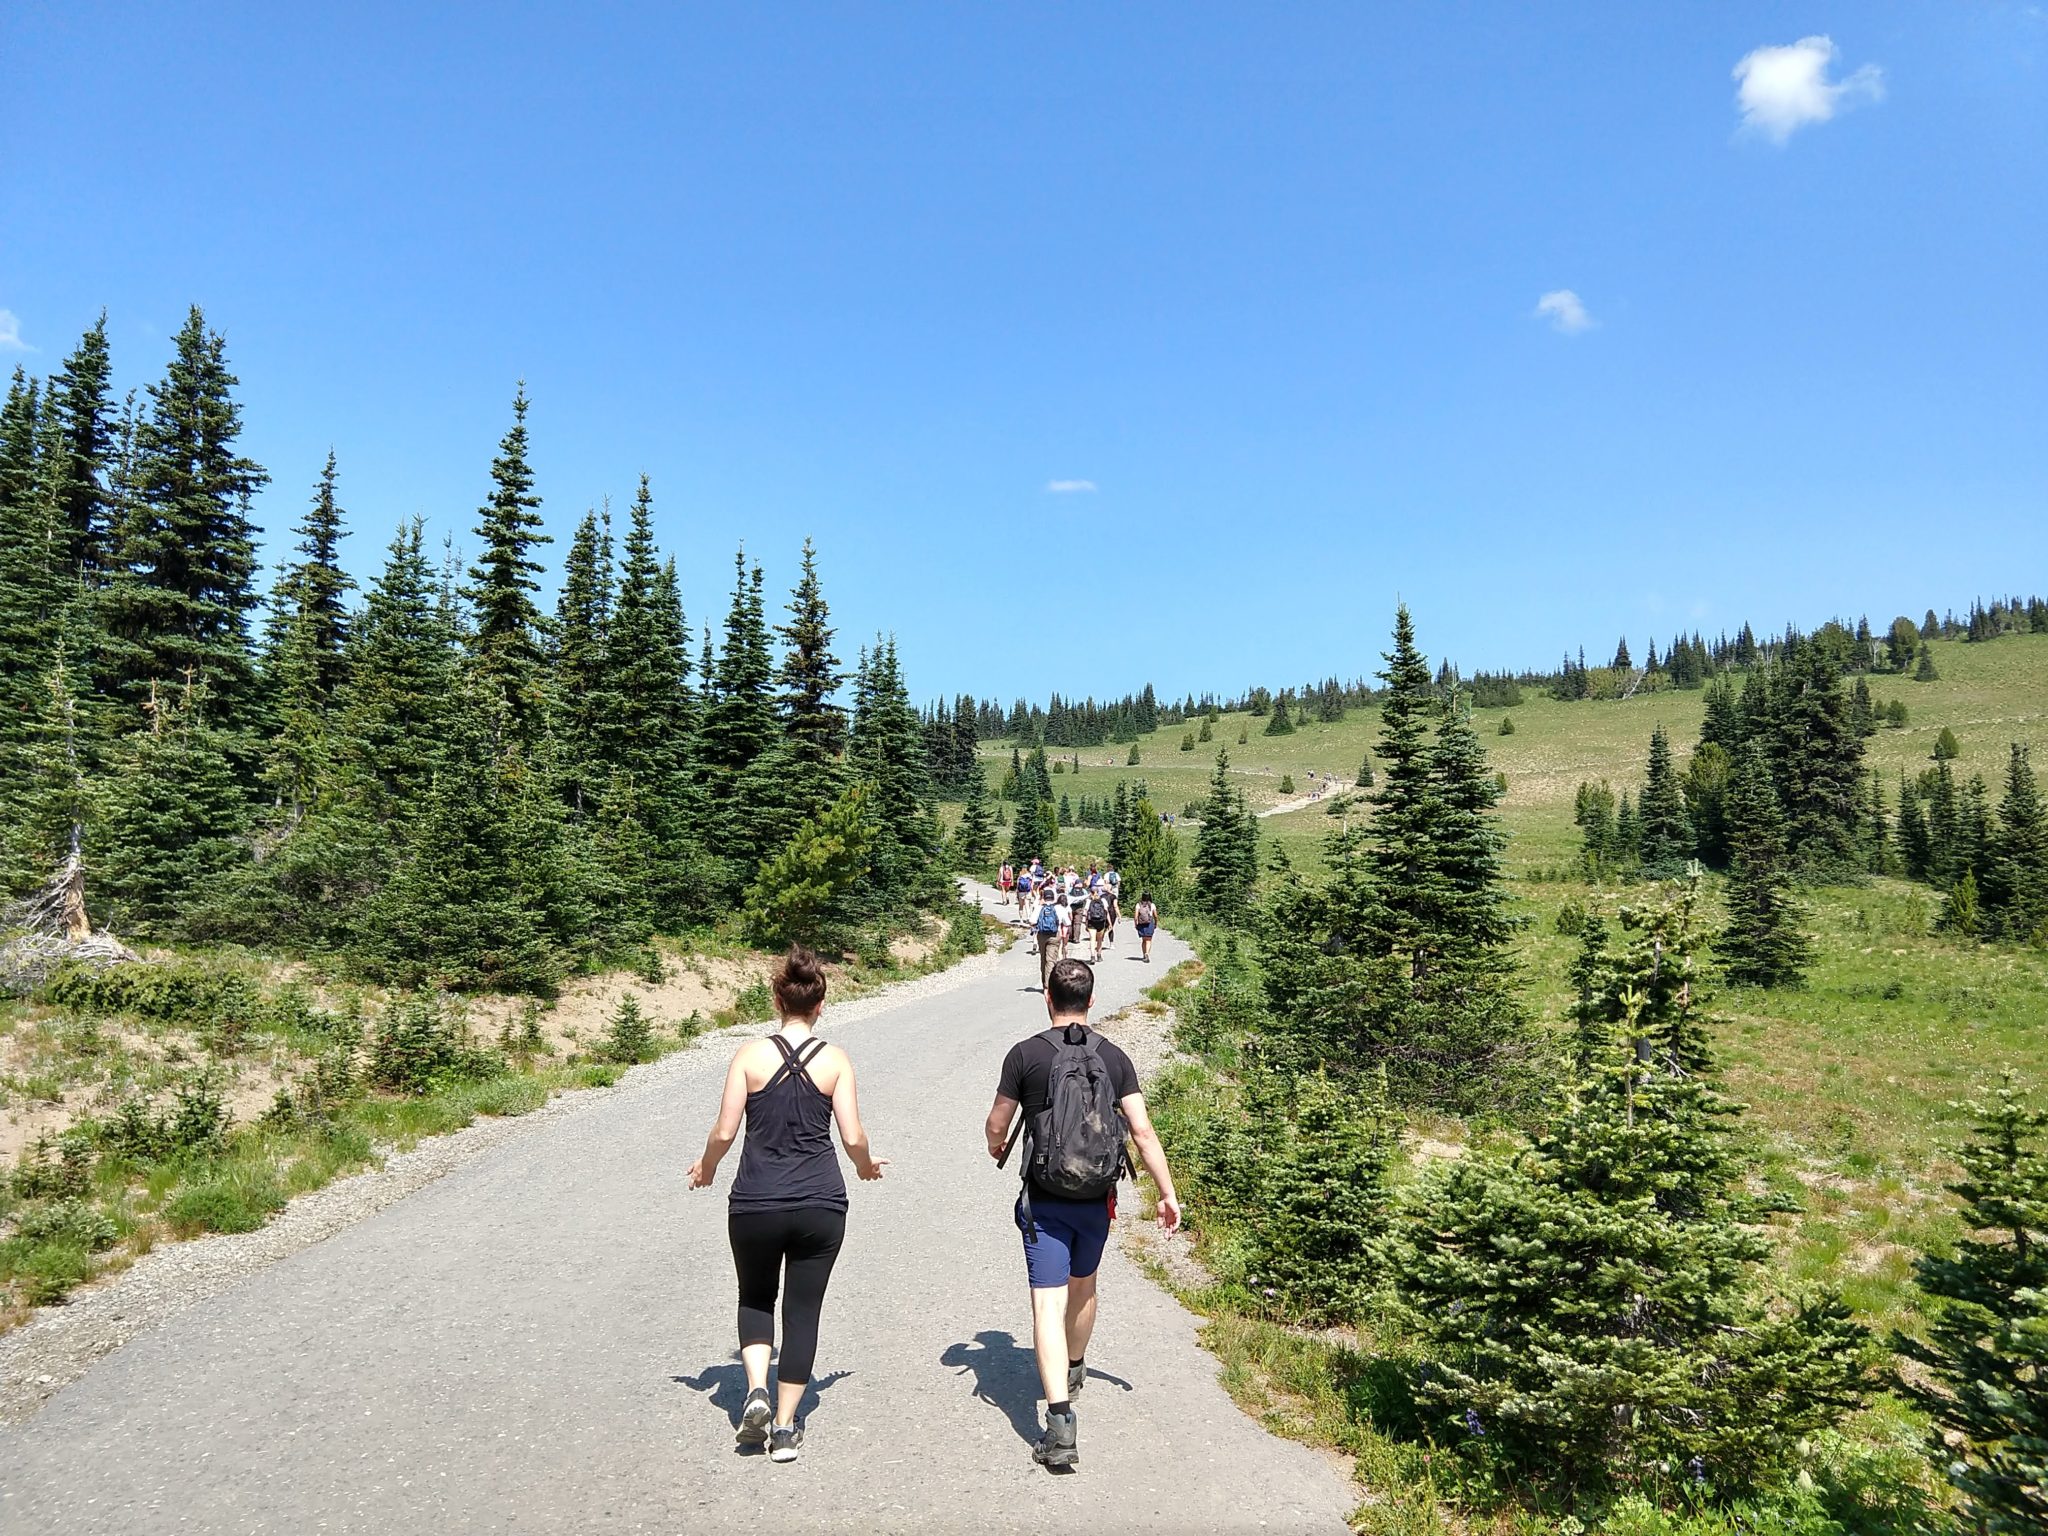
[856,1156,890,1182]
[687,1158,713,1189]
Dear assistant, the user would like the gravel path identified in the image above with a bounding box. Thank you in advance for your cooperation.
[0,888,1353,1533]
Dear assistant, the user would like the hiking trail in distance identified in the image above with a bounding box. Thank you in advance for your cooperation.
[0,886,1353,1534]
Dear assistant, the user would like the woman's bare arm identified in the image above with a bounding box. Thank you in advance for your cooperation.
[687,1049,752,1188]
[829,1051,887,1180]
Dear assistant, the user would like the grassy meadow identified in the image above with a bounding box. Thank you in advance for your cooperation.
[995,629,2048,1337]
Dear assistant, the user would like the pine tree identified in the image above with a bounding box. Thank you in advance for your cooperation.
[1700,676,1742,751]
[1681,739,1733,867]
[1246,1069,1396,1324]
[1262,694,1294,735]
[1362,604,1446,958]
[329,521,457,815]
[1636,724,1694,876]
[603,479,691,793]
[1397,884,1867,1494]
[953,757,996,873]
[45,313,117,580]
[1984,744,2048,942]
[1192,750,1257,915]
[274,451,355,703]
[1915,644,1939,682]
[774,536,847,806]
[698,550,777,782]
[550,506,614,812]
[0,636,100,902]
[1719,741,1811,988]
[849,636,940,904]
[100,307,270,734]
[464,385,551,734]
[1427,691,1513,953]
[1896,1075,2048,1536]
[1122,796,1180,910]
[1612,635,1631,670]
[742,783,877,947]
[98,679,248,934]
[0,371,68,723]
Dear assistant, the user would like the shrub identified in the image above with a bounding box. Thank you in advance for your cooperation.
[368,991,501,1095]
[1497,714,1515,735]
[8,1240,95,1305]
[11,1129,95,1200]
[1278,774,1295,795]
[164,1169,287,1236]
[1180,731,1195,752]
[733,980,775,1023]
[599,996,656,1064]
[17,1197,119,1252]
[740,785,876,949]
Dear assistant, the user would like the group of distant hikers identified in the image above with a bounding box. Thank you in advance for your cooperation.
[688,933,1180,1471]
[995,858,1160,981]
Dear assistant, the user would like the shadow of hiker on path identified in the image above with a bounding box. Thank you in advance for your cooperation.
[939,1330,1047,1447]
[675,1358,852,1452]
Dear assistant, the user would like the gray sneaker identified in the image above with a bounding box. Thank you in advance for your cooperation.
[736,1387,771,1447]
[1033,1409,1078,1469]
[769,1422,805,1463]
[1068,1362,1087,1398]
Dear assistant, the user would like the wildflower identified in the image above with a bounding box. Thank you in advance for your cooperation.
[1462,1407,1485,1438]
[1689,1456,1706,1485]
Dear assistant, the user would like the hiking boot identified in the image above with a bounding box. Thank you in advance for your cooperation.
[736,1386,772,1447]
[769,1422,805,1463]
[1033,1409,1079,1469]
[1068,1362,1087,1398]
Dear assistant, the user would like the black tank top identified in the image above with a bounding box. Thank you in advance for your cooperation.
[727,1035,849,1215]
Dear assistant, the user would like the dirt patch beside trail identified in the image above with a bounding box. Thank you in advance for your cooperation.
[466,952,774,1057]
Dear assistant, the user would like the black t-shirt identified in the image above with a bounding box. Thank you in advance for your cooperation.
[997,1027,1141,1121]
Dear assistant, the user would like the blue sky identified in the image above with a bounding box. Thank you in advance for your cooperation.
[4,4,2043,703]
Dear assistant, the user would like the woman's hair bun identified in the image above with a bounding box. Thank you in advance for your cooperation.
[772,945,829,1017]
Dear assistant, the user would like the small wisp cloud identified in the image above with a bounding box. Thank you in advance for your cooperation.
[1045,479,1097,494]
[0,310,30,351]
[1733,36,1883,144]
[1534,290,1594,335]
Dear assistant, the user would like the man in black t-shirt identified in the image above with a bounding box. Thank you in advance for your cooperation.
[983,958,1182,1470]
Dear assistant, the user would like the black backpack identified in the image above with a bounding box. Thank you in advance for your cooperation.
[1021,1025,1129,1230]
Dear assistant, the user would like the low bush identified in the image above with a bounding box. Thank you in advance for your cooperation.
[368,991,502,1095]
[17,1196,119,1252]
[164,1167,287,1236]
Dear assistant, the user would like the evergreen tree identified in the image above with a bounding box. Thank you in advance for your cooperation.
[741,784,876,948]
[1397,884,1867,1494]
[1192,750,1258,916]
[0,371,68,721]
[849,636,941,903]
[1574,779,1619,876]
[1122,796,1180,909]
[1915,643,1939,682]
[1636,724,1694,876]
[1896,1075,2048,1536]
[604,478,691,793]
[44,313,117,580]
[329,521,457,815]
[698,550,777,781]
[0,637,100,901]
[774,536,847,799]
[98,680,248,935]
[1614,789,1640,866]
[1681,740,1733,867]
[100,307,270,734]
[1700,677,1742,751]
[1246,1068,1396,1325]
[1612,635,1631,670]
[274,451,355,703]
[1984,744,2048,942]
[1427,691,1513,952]
[953,757,996,873]
[1719,742,1812,988]
[1262,693,1294,735]
[1767,639,1867,877]
[550,505,614,812]
[1361,604,1447,958]
[464,385,550,734]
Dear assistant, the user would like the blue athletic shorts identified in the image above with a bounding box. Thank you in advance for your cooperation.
[1017,1190,1112,1288]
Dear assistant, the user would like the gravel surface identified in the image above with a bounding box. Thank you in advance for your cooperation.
[1,886,1352,1533]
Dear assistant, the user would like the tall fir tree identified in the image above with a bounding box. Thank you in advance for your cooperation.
[550,505,615,812]
[1984,743,2048,942]
[98,679,248,935]
[1719,740,1812,988]
[329,520,457,816]
[100,306,269,735]
[45,313,118,580]
[273,450,355,704]
[1191,750,1258,915]
[774,535,847,806]
[953,756,996,874]
[464,385,551,735]
[1636,723,1695,876]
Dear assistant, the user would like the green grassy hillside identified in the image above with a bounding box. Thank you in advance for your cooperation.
[988,628,2048,1330]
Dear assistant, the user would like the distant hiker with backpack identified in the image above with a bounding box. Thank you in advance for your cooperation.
[1103,866,1121,943]
[998,862,1014,906]
[1132,893,1158,963]
[1067,875,1088,945]
[1032,888,1065,990]
[688,947,887,1463]
[1085,887,1110,961]
[985,958,1181,1470]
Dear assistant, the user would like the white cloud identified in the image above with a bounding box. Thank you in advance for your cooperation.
[1733,36,1883,144]
[0,310,29,351]
[1045,479,1097,494]
[1533,289,1594,335]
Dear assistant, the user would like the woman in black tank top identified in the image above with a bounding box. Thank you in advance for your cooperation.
[688,947,886,1462]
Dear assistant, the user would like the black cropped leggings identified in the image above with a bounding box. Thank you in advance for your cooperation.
[728,1207,846,1385]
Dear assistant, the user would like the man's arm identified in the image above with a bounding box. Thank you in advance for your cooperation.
[985,1094,1020,1162]
[1119,1091,1182,1234]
